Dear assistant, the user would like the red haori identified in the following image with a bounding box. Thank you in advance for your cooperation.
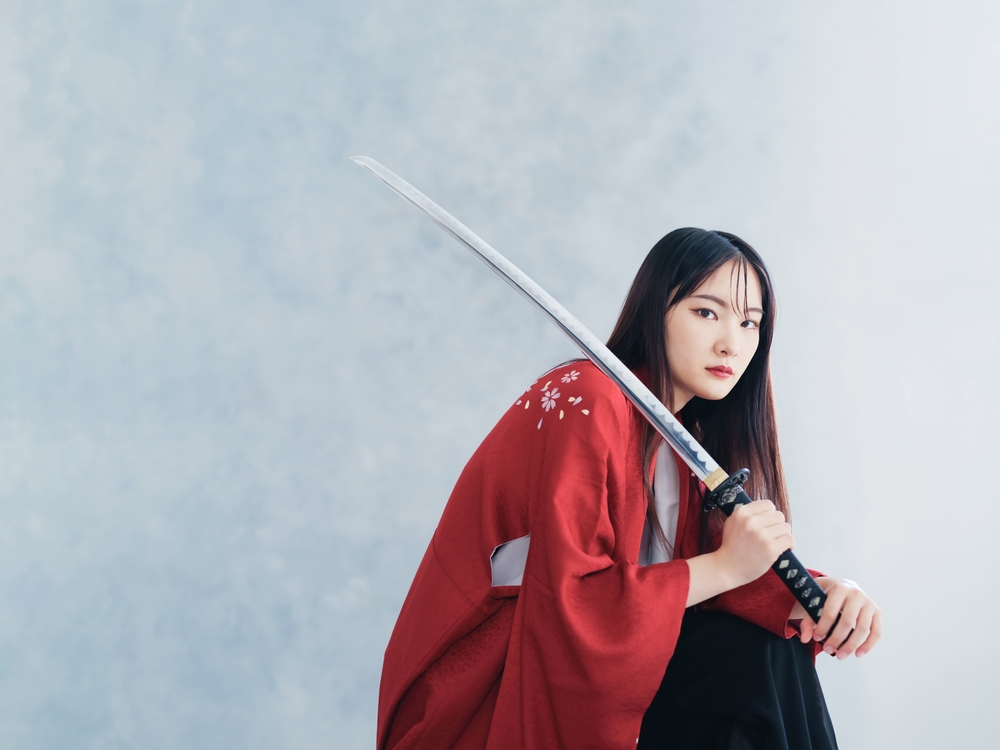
[378,361,815,750]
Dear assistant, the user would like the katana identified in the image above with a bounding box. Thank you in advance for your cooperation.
[352,155,828,624]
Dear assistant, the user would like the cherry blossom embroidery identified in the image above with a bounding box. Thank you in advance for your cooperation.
[561,370,580,384]
[540,388,561,412]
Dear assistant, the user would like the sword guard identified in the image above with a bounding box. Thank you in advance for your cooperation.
[704,468,751,516]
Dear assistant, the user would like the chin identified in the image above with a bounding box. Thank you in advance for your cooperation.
[694,384,738,402]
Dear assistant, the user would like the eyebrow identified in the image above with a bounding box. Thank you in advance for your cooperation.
[691,294,764,315]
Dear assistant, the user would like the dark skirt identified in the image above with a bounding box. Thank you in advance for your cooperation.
[638,611,838,750]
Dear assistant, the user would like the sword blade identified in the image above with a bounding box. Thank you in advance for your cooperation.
[353,156,835,625]
[351,155,725,488]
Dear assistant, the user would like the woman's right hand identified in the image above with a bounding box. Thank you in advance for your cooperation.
[684,500,794,608]
[715,500,794,588]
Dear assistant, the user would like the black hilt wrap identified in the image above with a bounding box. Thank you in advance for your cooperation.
[706,469,827,625]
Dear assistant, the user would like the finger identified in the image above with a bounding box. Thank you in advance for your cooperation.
[737,499,775,516]
[764,522,793,540]
[828,594,863,649]
[827,595,864,656]
[835,603,874,658]
[750,506,784,524]
[768,531,795,558]
[798,616,815,644]
[768,536,793,560]
[813,586,847,642]
[856,609,883,657]
[758,514,789,532]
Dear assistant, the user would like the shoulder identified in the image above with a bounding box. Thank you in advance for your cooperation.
[517,361,632,429]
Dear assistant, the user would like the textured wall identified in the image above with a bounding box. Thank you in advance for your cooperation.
[1,1,997,747]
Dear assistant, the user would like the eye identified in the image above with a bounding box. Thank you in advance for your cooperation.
[741,319,761,330]
[695,308,717,320]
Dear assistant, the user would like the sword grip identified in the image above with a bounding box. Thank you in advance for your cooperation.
[770,549,827,625]
[707,472,827,625]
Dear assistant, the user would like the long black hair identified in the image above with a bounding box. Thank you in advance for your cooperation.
[606,228,788,551]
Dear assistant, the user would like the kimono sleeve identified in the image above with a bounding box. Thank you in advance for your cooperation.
[486,374,691,750]
[699,567,827,659]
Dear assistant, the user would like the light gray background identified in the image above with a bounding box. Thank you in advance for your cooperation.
[2,1,998,748]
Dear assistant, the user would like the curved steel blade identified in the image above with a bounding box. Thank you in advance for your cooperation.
[350,155,725,487]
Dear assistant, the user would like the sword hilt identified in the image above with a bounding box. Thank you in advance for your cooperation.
[706,470,828,625]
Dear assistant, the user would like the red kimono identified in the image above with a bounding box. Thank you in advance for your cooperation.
[378,362,808,749]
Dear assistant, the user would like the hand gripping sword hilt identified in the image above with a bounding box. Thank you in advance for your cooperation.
[705,469,828,625]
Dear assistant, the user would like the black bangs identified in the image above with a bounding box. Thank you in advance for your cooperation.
[728,253,751,319]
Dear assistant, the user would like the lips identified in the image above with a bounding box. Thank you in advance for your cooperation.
[706,366,734,379]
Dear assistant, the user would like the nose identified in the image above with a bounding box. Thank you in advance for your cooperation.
[715,325,741,358]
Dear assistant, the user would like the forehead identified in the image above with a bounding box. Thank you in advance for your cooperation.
[692,259,763,306]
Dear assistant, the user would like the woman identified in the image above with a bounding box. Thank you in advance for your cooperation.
[377,228,882,749]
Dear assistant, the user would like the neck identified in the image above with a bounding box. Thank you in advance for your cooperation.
[671,388,693,415]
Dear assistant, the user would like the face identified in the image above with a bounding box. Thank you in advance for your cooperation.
[664,259,764,412]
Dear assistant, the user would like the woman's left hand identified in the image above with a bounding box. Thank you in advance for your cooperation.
[791,577,882,659]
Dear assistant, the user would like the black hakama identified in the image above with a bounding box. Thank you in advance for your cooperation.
[638,611,839,749]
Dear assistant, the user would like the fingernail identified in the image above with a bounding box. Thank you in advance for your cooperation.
[837,652,847,660]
